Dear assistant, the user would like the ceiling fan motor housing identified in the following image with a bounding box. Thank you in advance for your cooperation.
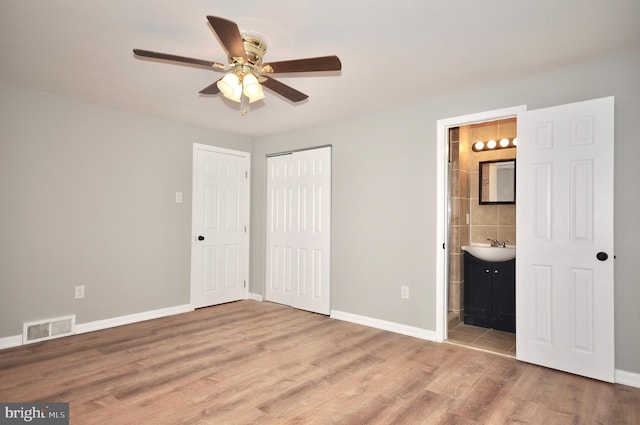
[239,35,267,67]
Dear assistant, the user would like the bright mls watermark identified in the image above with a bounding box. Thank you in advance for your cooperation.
[0,403,68,424]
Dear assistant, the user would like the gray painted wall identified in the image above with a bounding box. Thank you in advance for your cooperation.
[250,49,640,373]
[0,82,251,336]
[1,48,638,375]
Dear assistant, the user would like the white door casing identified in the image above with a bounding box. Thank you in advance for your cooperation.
[516,97,615,382]
[265,147,331,315]
[191,144,250,308]
[436,105,527,342]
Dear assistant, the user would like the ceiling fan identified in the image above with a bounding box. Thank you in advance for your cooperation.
[133,15,342,115]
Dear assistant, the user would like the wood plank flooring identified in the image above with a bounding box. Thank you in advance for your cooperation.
[1,300,638,424]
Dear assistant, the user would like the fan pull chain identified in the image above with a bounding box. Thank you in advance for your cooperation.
[240,81,248,116]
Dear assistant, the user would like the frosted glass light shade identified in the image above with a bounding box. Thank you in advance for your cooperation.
[248,90,265,103]
[242,74,264,103]
[242,74,260,96]
[217,73,241,102]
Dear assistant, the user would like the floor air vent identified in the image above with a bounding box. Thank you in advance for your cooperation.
[23,315,76,344]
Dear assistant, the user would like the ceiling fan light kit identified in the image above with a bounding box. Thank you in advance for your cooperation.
[133,15,341,115]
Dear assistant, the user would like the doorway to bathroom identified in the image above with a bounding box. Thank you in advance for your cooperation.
[435,105,526,357]
[446,117,518,356]
[436,98,615,382]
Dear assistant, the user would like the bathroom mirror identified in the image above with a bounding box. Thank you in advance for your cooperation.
[479,159,516,204]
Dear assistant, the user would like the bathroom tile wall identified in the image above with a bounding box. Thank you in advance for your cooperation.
[448,128,467,318]
[462,118,517,246]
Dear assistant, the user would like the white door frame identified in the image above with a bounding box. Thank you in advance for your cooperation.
[190,143,251,308]
[435,105,527,342]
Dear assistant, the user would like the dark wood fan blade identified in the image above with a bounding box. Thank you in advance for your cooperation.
[261,77,308,103]
[206,16,247,60]
[133,49,224,69]
[199,80,221,95]
[263,56,342,73]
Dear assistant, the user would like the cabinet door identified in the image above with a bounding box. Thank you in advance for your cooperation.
[464,254,494,328]
[492,259,516,332]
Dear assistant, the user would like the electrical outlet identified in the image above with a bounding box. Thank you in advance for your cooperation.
[401,285,409,299]
[74,285,85,299]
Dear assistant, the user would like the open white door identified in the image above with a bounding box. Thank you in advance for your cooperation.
[516,97,614,382]
[192,144,250,308]
[265,147,331,315]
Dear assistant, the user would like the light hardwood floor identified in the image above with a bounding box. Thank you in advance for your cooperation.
[1,300,638,424]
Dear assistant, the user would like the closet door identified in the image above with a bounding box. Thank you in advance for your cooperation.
[265,147,331,315]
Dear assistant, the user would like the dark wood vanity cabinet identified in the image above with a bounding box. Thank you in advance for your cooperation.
[463,253,515,333]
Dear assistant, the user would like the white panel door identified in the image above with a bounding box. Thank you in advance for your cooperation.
[192,145,250,308]
[516,97,614,382]
[266,147,331,315]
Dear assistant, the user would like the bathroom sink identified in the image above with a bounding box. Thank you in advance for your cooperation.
[461,245,516,262]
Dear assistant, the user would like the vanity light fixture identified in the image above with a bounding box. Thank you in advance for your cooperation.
[472,137,517,152]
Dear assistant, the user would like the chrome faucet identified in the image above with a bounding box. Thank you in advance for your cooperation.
[487,238,501,247]
[487,238,510,247]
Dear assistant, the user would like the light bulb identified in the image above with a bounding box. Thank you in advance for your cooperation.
[474,141,485,151]
[512,137,518,146]
[499,138,510,148]
[487,140,497,149]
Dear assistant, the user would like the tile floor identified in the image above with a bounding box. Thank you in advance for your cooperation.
[447,322,516,357]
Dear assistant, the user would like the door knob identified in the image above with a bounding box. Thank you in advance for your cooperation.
[596,252,608,261]
[197,235,205,241]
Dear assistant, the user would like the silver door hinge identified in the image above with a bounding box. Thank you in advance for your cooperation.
[244,280,246,288]
[245,171,248,178]
[244,225,247,233]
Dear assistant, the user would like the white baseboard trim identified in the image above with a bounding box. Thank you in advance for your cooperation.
[247,293,263,302]
[615,369,640,388]
[0,304,193,350]
[0,334,22,350]
[330,310,439,342]
[75,304,193,335]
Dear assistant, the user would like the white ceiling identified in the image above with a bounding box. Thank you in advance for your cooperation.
[1,1,639,137]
